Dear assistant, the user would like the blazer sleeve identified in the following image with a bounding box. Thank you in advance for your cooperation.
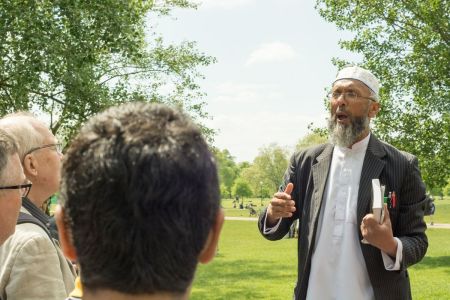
[397,155,428,270]
[258,152,299,240]
[5,234,70,300]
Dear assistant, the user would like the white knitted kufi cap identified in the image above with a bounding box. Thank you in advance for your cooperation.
[333,66,380,100]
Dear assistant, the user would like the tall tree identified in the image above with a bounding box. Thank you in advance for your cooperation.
[232,177,253,200]
[240,144,289,193]
[296,132,328,152]
[0,1,215,141]
[316,0,450,189]
[239,166,272,198]
[213,148,239,198]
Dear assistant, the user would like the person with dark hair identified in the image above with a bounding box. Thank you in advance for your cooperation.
[55,102,224,300]
[259,66,428,300]
[0,113,76,300]
[0,129,27,246]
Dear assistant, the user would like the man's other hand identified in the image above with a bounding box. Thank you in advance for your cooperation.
[361,205,398,257]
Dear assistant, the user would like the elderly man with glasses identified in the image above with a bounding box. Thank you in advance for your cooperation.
[259,66,428,300]
[0,112,76,300]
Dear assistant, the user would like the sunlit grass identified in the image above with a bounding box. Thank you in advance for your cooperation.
[191,220,450,299]
[221,197,450,224]
[425,198,450,224]
[410,228,450,299]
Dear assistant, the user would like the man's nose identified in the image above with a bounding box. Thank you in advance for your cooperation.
[335,93,347,106]
[330,94,347,112]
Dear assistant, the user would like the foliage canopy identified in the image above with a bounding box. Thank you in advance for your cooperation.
[238,144,289,195]
[316,0,450,189]
[0,0,215,141]
[214,148,239,198]
[232,178,253,200]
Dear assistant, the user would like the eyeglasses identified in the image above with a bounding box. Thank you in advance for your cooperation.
[0,183,32,198]
[24,143,63,157]
[328,91,375,102]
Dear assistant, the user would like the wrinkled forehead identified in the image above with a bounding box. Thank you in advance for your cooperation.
[332,79,372,93]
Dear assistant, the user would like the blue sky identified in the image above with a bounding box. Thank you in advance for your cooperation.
[152,0,362,162]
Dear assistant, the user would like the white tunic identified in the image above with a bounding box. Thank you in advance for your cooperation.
[306,135,373,300]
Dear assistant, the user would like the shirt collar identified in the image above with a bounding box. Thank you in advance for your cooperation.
[22,197,50,228]
[336,133,371,154]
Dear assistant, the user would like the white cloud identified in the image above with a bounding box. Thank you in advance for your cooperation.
[203,80,328,162]
[245,42,298,66]
[211,82,281,104]
[205,111,326,162]
[197,0,255,9]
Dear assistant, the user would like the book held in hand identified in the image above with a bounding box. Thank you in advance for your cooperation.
[361,179,385,244]
[371,178,385,224]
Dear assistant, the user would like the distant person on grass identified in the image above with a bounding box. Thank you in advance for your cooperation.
[258,66,428,300]
[55,102,224,300]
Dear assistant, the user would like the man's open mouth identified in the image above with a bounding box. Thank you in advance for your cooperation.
[336,112,348,121]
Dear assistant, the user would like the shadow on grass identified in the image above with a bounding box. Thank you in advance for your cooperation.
[413,256,450,273]
[191,258,294,300]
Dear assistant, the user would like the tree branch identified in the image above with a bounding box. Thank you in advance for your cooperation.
[0,87,17,110]
[0,81,66,105]
[28,90,65,105]
[98,68,168,85]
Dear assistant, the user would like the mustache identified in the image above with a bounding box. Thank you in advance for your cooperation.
[331,108,352,120]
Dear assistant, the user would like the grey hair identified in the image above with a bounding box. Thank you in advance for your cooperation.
[0,129,19,184]
[0,112,45,161]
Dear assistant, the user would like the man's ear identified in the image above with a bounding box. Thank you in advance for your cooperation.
[368,101,380,118]
[198,209,225,264]
[55,204,77,262]
[22,154,38,178]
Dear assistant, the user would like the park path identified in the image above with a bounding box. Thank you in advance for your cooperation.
[427,223,450,229]
[225,217,450,230]
[225,216,258,221]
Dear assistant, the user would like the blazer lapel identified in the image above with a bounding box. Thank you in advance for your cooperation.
[311,144,334,225]
[356,135,386,237]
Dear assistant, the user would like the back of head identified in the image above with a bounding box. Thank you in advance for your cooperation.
[0,112,45,160]
[0,129,18,184]
[0,128,20,245]
[60,102,220,295]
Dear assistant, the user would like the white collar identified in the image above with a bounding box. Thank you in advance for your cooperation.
[336,133,371,154]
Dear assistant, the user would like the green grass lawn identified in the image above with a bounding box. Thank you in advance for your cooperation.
[425,198,450,224]
[191,220,450,299]
[221,198,268,218]
[409,228,450,300]
[222,197,450,224]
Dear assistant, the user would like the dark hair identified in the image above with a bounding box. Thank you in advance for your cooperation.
[60,102,220,295]
[0,129,18,184]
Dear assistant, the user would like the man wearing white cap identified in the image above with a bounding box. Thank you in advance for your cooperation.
[259,66,428,300]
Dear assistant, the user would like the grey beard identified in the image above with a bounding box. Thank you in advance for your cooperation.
[328,114,369,148]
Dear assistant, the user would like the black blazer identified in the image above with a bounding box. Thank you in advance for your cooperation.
[258,135,428,300]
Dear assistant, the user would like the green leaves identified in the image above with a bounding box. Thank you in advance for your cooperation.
[214,145,290,199]
[316,0,450,190]
[0,0,214,142]
[232,178,253,199]
[240,144,290,194]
